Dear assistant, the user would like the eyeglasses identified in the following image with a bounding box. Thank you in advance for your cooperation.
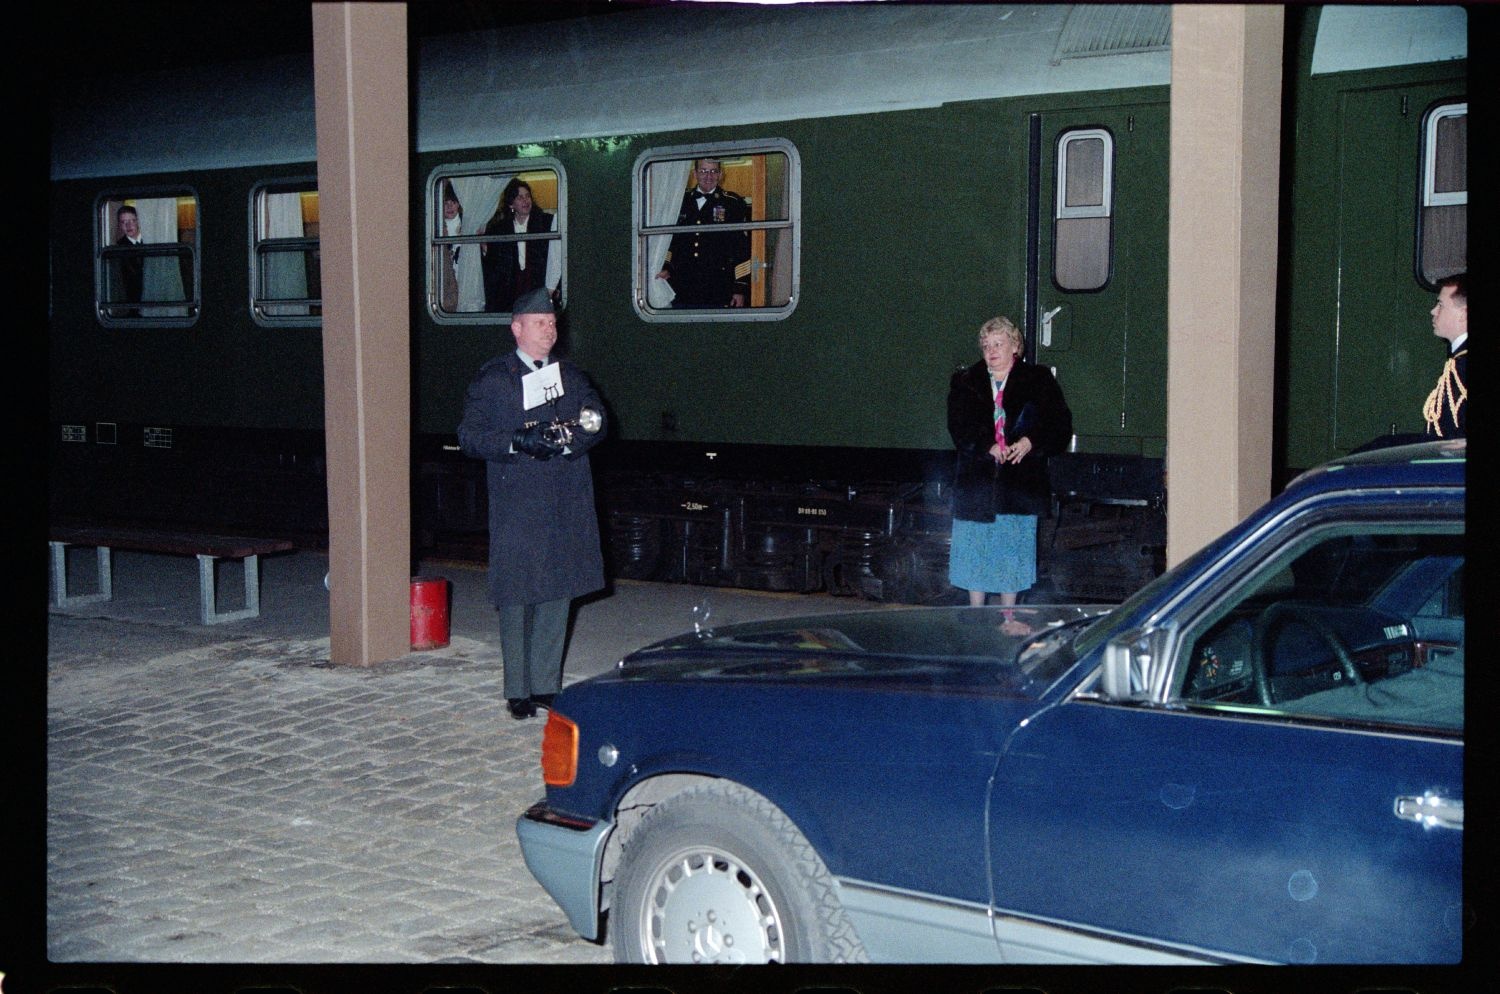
[696,167,721,175]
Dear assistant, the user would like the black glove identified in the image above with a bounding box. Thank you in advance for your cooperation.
[512,423,564,460]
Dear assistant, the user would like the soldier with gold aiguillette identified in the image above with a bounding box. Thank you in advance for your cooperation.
[1423,272,1467,439]
[654,157,752,308]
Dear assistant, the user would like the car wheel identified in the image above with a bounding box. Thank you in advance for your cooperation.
[612,781,868,964]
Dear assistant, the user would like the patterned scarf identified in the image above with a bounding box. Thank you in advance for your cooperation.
[993,377,1007,452]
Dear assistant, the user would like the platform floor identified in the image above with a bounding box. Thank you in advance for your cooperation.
[42,547,888,974]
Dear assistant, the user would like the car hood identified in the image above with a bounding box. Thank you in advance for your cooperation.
[614,604,1108,699]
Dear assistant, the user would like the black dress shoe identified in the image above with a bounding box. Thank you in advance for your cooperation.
[507,698,537,719]
[532,693,557,710]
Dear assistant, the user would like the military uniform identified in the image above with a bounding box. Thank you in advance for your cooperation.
[660,186,751,307]
[1422,342,1467,438]
[457,289,606,717]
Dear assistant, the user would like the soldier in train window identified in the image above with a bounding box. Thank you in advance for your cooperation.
[654,158,751,308]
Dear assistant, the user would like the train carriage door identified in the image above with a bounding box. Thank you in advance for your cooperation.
[1030,104,1169,455]
[1328,86,1465,451]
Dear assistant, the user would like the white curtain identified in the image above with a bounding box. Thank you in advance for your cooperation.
[262,193,308,316]
[646,159,694,309]
[541,212,562,293]
[770,226,792,306]
[448,174,508,312]
[136,196,187,317]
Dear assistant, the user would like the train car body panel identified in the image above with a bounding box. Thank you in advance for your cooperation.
[412,5,1170,153]
[47,4,1468,600]
[1281,6,1467,471]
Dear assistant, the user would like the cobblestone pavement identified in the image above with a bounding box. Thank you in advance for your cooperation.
[47,628,612,966]
[41,549,886,974]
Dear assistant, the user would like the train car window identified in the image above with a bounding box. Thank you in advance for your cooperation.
[428,160,566,321]
[1054,128,1113,292]
[250,179,321,327]
[1418,101,1466,288]
[633,139,801,321]
[96,191,200,326]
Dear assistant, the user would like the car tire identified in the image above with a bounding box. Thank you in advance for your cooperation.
[612,781,869,964]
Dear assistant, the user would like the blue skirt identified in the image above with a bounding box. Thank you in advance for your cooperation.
[949,514,1037,594]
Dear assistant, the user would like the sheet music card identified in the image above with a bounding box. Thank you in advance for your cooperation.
[522,363,564,411]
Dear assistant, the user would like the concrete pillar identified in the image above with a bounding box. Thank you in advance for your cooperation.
[311,3,411,666]
[1167,5,1284,566]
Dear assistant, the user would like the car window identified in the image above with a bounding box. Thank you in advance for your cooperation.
[1175,525,1463,733]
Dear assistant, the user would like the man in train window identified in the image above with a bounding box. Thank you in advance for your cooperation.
[655,158,751,308]
[115,204,144,312]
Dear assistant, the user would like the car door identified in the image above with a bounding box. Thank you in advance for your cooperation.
[984,503,1464,964]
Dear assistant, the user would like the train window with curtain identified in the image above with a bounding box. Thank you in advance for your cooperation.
[251,179,321,327]
[1054,128,1113,292]
[1418,101,1466,288]
[633,139,801,321]
[96,190,200,326]
[427,159,566,321]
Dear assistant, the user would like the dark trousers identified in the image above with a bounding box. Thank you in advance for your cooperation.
[497,597,570,700]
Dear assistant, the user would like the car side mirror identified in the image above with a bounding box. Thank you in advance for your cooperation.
[1101,624,1178,702]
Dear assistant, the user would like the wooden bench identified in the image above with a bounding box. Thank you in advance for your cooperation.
[49,526,295,625]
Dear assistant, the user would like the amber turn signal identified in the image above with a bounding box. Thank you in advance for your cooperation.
[541,709,579,787]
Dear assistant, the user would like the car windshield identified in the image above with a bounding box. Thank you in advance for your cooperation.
[1071,537,1225,659]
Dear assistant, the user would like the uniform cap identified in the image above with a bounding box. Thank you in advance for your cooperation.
[512,287,554,315]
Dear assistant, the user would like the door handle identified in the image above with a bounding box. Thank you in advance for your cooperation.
[1394,792,1463,830]
[1040,306,1063,347]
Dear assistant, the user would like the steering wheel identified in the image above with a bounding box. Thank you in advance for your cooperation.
[1250,602,1363,706]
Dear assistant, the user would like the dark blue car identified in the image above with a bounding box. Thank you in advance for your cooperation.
[518,440,1464,964]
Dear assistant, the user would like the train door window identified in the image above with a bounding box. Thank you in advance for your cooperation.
[96,190,200,326]
[1054,128,1113,292]
[250,179,321,327]
[1418,101,1466,287]
[427,159,565,321]
[633,139,800,321]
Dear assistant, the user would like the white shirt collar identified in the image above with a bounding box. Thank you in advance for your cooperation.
[1450,332,1467,354]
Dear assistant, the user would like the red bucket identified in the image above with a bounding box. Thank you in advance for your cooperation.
[410,576,451,650]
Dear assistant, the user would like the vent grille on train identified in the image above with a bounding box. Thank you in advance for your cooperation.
[1052,4,1172,63]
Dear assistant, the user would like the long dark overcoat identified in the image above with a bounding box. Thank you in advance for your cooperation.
[481,210,554,314]
[458,351,606,606]
[947,359,1072,521]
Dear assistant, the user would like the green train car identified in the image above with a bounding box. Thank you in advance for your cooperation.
[47,4,1467,602]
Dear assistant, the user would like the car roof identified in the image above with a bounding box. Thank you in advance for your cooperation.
[1285,439,1465,496]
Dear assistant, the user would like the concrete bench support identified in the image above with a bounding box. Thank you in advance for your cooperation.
[50,542,112,608]
[197,552,262,625]
[49,527,294,626]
